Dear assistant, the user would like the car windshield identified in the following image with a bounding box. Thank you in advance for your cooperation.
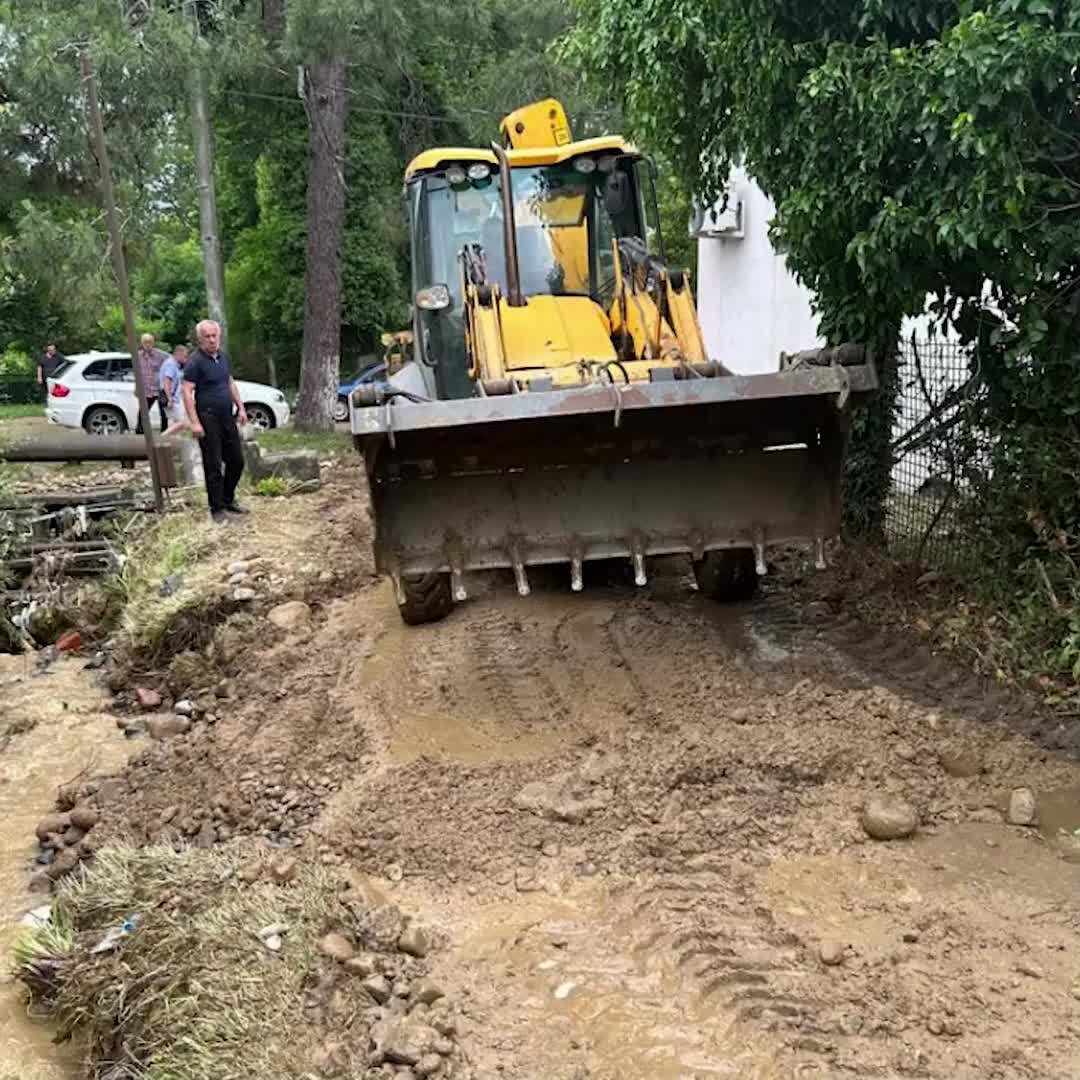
[425,163,618,301]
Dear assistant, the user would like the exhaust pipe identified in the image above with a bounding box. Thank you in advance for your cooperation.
[490,142,524,307]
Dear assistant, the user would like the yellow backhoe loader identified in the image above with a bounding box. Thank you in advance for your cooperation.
[351,100,878,624]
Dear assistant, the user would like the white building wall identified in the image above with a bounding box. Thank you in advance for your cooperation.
[695,168,822,375]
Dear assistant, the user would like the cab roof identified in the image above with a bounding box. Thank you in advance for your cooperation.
[404,135,638,182]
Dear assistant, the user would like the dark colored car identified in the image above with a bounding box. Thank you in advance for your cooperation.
[334,363,387,423]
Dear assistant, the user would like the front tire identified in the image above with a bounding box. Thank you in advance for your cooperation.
[333,396,349,423]
[399,571,454,626]
[693,549,759,602]
[245,403,275,431]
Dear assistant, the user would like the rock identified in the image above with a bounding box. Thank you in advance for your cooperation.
[916,570,943,587]
[802,601,832,626]
[216,678,236,699]
[902,930,920,944]
[61,826,86,847]
[398,925,429,959]
[893,741,917,763]
[413,983,445,1006]
[541,841,560,857]
[268,601,313,631]
[515,868,542,893]
[431,1015,456,1038]
[147,714,191,740]
[159,805,179,825]
[227,560,253,576]
[136,687,162,710]
[319,932,356,963]
[385,863,404,883]
[174,699,195,717]
[1016,962,1044,979]
[69,805,100,831]
[393,979,412,998]
[819,939,846,967]
[257,922,289,942]
[373,1017,441,1067]
[35,814,71,842]
[344,954,377,977]
[1007,787,1038,826]
[513,772,613,825]
[415,1055,442,1078]
[363,974,393,1004]
[968,807,1004,824]
[47,847,81,879]
[233,588,257,602]
[56,630,81,653]
[28,871,52,895]
[939,749,983,778]
[195,821,217,848]
[270,856,298,884]
[228,572,251,586]
[263,934,282,952]
[432,1036,454,1057]
[860,795,919,841]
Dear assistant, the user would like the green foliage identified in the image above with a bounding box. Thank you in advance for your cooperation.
[565,1,1080,530]
[250,476,290,497]
[0,348,33,375]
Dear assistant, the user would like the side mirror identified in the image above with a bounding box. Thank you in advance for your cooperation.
[415,284,451,312]
[604,173,631,217]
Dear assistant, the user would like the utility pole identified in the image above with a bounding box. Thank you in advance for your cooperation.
[80,49,164,512]
[189,13,227,340]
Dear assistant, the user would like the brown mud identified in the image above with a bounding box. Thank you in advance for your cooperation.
[4,459,1080,1078]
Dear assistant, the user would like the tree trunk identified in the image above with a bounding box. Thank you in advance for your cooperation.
[263,0,286,43]
[190,51,227,342]
[296,55,348,433]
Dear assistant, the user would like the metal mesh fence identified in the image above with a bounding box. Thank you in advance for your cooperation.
[886,335,992,571]
[0,376,42,405]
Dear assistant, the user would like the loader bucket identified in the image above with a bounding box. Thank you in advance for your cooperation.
[352,352,876,597]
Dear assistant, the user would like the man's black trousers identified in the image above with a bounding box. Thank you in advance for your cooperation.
[197,409,244,513]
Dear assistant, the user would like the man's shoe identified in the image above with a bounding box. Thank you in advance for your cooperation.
[211,510,228,525]
[224,502,249,515]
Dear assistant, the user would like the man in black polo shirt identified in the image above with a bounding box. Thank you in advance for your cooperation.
[182,319,248,523]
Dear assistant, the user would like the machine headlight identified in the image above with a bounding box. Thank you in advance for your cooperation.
[467,162,491,181]
[446,164,467,185]
[573,157,597,174]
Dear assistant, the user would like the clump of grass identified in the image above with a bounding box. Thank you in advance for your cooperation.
[106,511,225,661]
[250,475,291,497]
[14,842,409,1080]
[0,402,43,421]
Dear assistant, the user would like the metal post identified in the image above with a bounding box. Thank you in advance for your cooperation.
[490,142,524,307]
[80,50,164,513]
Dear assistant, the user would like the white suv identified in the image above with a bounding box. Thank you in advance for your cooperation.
[46,351,290,434]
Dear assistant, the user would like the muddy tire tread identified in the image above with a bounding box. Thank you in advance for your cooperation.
[399,572,453,626]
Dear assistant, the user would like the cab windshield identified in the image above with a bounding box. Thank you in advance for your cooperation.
[423,162,629,302]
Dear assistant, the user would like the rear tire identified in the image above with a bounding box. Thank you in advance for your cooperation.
[693,549,759,602]
[398,571,454,626]
[82,405,127,435]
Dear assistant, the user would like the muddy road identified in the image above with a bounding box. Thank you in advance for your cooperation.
[3,459,1080,1078]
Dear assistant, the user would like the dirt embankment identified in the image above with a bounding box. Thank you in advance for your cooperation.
[5,457,1080,1079]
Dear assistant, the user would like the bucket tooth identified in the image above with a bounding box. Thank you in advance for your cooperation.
[508,538,530,597]
[389,571,406,607]
[752,524,767,577]
[446,536,468,600]
[688,529,705,563]
[814,534,827,572]
[569,541,584,593]
[630,533,647,587]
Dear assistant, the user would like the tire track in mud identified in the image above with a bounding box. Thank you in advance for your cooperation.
[753,590,1066,752]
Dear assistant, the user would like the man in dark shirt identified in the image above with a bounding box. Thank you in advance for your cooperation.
[182,319,248,523]
[37,343,65,400]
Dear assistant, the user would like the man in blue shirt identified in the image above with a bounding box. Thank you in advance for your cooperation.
[182,320,248,523]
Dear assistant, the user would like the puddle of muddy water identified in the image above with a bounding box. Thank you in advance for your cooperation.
[0,654,135,1080]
